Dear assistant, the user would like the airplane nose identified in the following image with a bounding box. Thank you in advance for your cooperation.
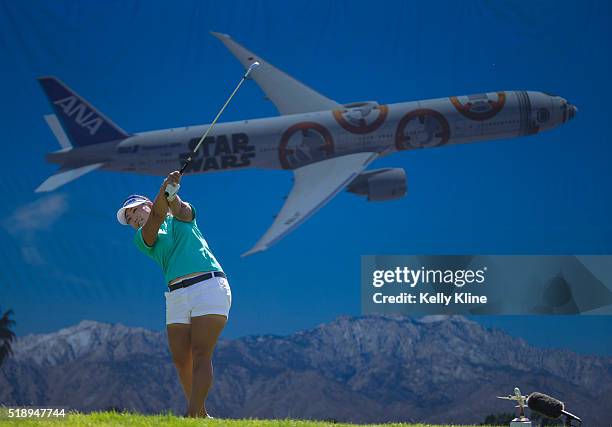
[568,104,577,120]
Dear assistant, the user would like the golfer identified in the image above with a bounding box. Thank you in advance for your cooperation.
[116,171,231,418]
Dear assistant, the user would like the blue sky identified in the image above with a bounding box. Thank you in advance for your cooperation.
[1,0,611,356]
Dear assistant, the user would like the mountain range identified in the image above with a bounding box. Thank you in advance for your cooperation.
[1,315,610,425]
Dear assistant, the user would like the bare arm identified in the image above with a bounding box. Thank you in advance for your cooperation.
[168,194,194,222]
[141,175,174,247]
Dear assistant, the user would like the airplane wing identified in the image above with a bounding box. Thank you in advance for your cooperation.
[242,152,378,257]
[211,32,342,115]
[496,395,527,401]
[35,163,104,192]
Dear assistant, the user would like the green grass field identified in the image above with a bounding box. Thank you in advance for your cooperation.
[0,409,497,427]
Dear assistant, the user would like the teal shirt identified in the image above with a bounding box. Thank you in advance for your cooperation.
[134,203,222,284]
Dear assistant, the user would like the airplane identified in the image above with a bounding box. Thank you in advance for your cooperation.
[36,32,577,256]
[497,387,528,408]
[497,387,530,421]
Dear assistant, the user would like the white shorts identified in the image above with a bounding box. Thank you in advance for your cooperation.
[164,275,232,325]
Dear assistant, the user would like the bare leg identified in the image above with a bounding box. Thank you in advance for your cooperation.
[186,314,227,417]
[166,324,192,404]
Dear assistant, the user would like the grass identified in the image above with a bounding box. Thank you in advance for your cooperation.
[0,409,497,427]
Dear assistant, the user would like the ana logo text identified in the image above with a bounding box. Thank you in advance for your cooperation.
[54,96,103,136]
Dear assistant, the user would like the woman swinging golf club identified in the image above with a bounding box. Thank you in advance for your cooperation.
[117,172,230,418]
[116,60,259,418]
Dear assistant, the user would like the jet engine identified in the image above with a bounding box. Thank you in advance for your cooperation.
[346,168,407,201]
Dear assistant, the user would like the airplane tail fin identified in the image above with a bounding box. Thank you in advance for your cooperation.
[37,76,130,148]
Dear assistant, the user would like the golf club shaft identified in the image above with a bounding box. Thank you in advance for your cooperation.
[164,62,259,199]
[179,62,260,175]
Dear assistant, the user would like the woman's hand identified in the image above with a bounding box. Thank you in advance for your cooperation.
[146,171,181,234]
[162,171,181,189]
[162,171,181,201]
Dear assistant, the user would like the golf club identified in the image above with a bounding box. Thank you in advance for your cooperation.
[165,61,261,199]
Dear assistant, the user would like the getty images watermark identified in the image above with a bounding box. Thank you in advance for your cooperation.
[361,255,612,315]
[371,265,488,306]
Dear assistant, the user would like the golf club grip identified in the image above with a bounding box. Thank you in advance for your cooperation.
[179,158,190,174]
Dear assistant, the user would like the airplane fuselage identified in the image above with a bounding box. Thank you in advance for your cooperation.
[47,90,576,175]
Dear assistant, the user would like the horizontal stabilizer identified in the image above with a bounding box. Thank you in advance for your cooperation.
[35,163,104,193]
